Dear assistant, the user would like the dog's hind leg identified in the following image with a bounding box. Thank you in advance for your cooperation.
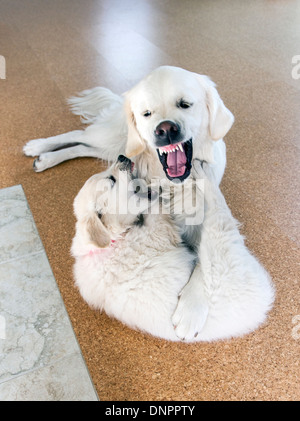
[23,130,85,157]
[32,144,103,172]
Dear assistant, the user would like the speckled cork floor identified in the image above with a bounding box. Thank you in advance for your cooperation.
[1,0,299,401]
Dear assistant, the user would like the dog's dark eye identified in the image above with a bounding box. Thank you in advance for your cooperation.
[97,212,102,219]
[143,110,152,117]
[177,99,193,109]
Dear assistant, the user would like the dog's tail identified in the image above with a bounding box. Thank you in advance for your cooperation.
[67,87,128,162]
[67,87,124,124]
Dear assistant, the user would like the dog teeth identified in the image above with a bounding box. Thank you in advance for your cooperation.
[159,146,183,154]
[158,143,185,155]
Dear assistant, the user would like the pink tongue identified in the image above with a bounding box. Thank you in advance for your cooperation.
[167,149,187,177]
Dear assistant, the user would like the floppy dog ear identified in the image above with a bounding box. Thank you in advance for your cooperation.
[196,74,234,141]
[124,98,146,157]
[86,213,111,248]
[206,83,234,140]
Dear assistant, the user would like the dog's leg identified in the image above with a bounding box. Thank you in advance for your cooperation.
[23,130,84,157]
[172,161,219,340]
[172,264,209,340]
[33,144,102,172]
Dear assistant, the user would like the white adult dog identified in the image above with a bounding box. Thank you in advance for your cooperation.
[71,156,274,341]
[24,66,271,340]
[23,66,231,187]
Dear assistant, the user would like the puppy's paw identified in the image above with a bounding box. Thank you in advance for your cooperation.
[23,139,46,156]
[172,282,209,341]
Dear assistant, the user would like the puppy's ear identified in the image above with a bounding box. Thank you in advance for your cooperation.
[196,74,234,141]
[124,98,146,157]
[86,213,111,248]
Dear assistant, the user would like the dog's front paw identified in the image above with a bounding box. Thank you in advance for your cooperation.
[172,281,209,341]
[23,138,46,157]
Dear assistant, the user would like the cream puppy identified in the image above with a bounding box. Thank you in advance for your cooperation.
[71,155,196,341]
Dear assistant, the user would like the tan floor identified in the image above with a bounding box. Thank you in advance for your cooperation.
[1,0,300,401]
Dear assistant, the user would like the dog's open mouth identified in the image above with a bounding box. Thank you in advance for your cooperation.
[156,139,193,182]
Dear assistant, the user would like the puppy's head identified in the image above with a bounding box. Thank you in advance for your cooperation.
[124,66,234,183]
[73,155,158,249]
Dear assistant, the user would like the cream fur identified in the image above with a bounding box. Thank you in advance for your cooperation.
[71,164,196,341]
[172,160,275,340]
[71,160,274,342]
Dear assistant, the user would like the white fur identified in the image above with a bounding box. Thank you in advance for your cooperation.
[23,66,229,182]
[71,165,196,341]
[71,161,274,342]
[72,223,196,342]
[25,66,274,340]
[172,160,275,340]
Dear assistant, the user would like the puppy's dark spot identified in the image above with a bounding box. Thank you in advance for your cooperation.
[134,214,144,227]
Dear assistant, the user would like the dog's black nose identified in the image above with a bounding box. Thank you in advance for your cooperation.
[154,120,181,146]
[117,155,132,172]
[117,155,130,164]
